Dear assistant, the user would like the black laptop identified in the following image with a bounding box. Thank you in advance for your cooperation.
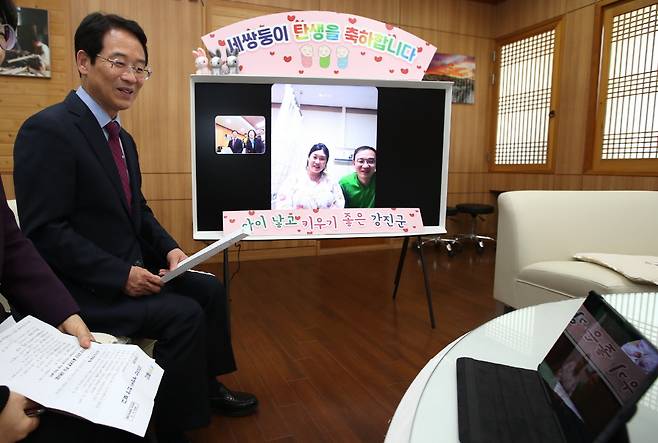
[457,292,658,443]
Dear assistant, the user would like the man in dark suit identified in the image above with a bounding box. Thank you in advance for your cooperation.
[13,12,256,443]
[1,4,137,441]
[227,130,244,153]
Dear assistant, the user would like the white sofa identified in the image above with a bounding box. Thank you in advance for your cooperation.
[493,190,658,310]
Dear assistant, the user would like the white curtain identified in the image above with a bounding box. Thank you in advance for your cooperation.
[271,84,305,202]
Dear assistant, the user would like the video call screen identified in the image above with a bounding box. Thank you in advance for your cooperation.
[193,79,448,234]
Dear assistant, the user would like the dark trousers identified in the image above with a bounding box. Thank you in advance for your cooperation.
[80,271,236,432]
[23,412,142,442]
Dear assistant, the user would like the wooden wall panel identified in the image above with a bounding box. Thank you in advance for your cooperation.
[566,0,599,12]
[448,172,489,194]
[221,0,320,11]
[318,0,400,24]
[582,176,658,190]
[400,0,494,38]
[141,173,191,200]
[206,0,287,30]
[486,173,556,192]
[553,5,595,174]
[494,0,567,38]
[553,174,584,189]
[1,175,14,198]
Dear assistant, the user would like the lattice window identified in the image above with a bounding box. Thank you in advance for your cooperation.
[595,0,658,169]
[492,24,559,171]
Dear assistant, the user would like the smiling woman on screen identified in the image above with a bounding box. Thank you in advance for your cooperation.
[273,143,345,210]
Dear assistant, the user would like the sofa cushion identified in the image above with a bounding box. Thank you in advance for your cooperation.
[516,261,653,302]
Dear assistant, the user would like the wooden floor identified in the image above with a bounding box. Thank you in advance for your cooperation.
[191,242,497,442]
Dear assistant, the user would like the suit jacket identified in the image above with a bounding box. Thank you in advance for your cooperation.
[244,138,265,154]
[13,91,178,320]
[0,180,78,327]
[228,138,244,154]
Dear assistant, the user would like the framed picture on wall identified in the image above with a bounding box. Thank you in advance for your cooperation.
[0,7,50,78]
[423,53,475,104]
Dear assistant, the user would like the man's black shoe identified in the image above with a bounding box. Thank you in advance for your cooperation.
[209,380,258,417]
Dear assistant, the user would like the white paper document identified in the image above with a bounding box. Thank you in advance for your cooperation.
[161,228,249,283]
[0,316,163,436]
[0,315,16,333]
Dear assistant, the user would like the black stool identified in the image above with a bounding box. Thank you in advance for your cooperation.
[454,203,496,253]
[417,206,460,256]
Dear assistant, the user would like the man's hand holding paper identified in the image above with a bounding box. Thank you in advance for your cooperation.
[124,266,164,297]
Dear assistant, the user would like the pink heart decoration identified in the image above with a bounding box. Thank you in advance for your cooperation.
[401,68,409,74]
[374,56,382,62]
[298,70,304,74]
[348,17,357,24]
[283,56,292,63]
[229,219,235,223]
[218,40,225,46]
[269,51,275,56]
[385,23,394,30]
[209,33,215,38]
[417,46,423,53]
[312,208,319,213]
[248,210,255,215]
[287,15,295,21]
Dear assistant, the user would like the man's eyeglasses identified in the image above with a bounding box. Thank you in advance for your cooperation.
[96,54,152,80]
[355,158,376,166]
[0,24,17,51]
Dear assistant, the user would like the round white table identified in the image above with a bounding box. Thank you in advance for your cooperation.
[386,293,658,442]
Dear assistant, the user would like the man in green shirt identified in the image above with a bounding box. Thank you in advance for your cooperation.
[339,146,377,208]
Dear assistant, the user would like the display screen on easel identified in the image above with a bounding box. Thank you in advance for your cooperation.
[191,75,451,240]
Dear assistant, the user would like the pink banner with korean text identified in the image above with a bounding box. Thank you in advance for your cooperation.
[222,208,424,237]
[201,11,436,81]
